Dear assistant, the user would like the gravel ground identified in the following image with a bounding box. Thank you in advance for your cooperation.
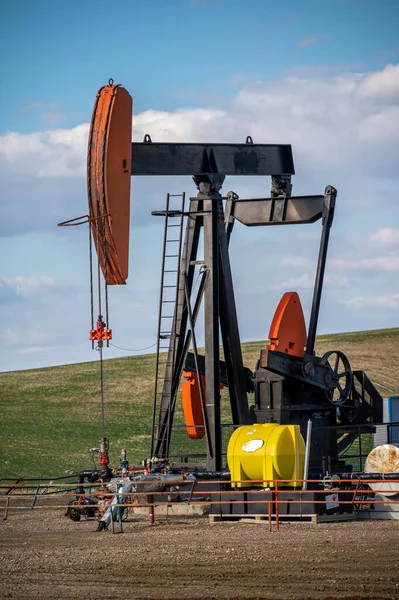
[1,510,399,600]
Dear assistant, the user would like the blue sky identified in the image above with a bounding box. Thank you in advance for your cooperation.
[2,0,399,132]
[1,0,398,371]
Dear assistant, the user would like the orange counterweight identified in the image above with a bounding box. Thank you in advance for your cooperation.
[87,80,132,285]
[182,370,224,440]
[267,291,307,358]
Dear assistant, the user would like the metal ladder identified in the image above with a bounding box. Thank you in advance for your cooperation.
[150,193,186,458]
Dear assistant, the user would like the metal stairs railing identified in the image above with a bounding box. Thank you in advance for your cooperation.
[150,192,186,458]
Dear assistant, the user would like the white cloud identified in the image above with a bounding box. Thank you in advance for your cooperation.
[298,34,331,47]
[270,272,348,291]
[0,124,88,178]
[353,64,399,104]
[133,108,235,143]
[1,64,398,188]
[0,325,54,348]
[370,228,399,246]
[1,275,55,297]
[233,64,399,175]
[325,274,349,287]
[21,101,66,127]
[280,257,313,268]
[0,328,21,346]
[227,72,259,87]
[331,257,399,272]
[19,345,64,354]
[344,294,399,310]
[270,273,314,291]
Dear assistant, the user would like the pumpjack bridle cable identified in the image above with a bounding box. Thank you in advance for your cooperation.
[59,213,108,441]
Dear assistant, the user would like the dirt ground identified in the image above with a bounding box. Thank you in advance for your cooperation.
[1,510,399,600]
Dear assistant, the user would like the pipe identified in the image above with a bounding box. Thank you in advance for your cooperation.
[75,467,112,496]
[97,473,197,529]
[129,473,196,493]
[335,472,399,481]
[98,482,132,529]
[189,470,231,480]
[302,420,313,491]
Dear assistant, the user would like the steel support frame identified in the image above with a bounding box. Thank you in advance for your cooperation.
[141,140,337,470]
[306,186,336,355]
[203,195,222,469]
[152,198,203,459]
[152,185,338,469]
[131,142,295,177]
[153,178,252,469]
[139,139,296,466]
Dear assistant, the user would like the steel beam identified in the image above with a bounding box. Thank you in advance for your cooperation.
[131,143,294,176]
[232,195,325,226]
[218,201,251,426]
[203,196,222,470]
[306,186,336,355]
[183,275,213,459]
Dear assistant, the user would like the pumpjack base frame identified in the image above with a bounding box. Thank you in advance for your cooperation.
[207,484,354,518]
[209,512,357,524]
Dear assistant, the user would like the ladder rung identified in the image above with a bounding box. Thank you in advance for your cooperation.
[154,193,183,407]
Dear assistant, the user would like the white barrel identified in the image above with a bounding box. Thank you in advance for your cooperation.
[364,444,399,497]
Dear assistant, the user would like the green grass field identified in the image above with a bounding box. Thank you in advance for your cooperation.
[1,328,398,479]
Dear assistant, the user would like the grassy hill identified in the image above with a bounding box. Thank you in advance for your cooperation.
[1,328,398,478]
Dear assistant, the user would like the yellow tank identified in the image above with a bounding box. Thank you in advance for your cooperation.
[227,423,305,488]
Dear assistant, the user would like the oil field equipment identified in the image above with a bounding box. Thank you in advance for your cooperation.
[57,80,396,523]
[227,424,305,489]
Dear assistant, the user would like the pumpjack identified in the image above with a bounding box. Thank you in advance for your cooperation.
[62,81,384,518]
[144,147,383,477]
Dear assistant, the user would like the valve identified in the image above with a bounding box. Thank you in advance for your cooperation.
[89,315,112,341]
[99,437,110,467]
[121,448,129,474]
